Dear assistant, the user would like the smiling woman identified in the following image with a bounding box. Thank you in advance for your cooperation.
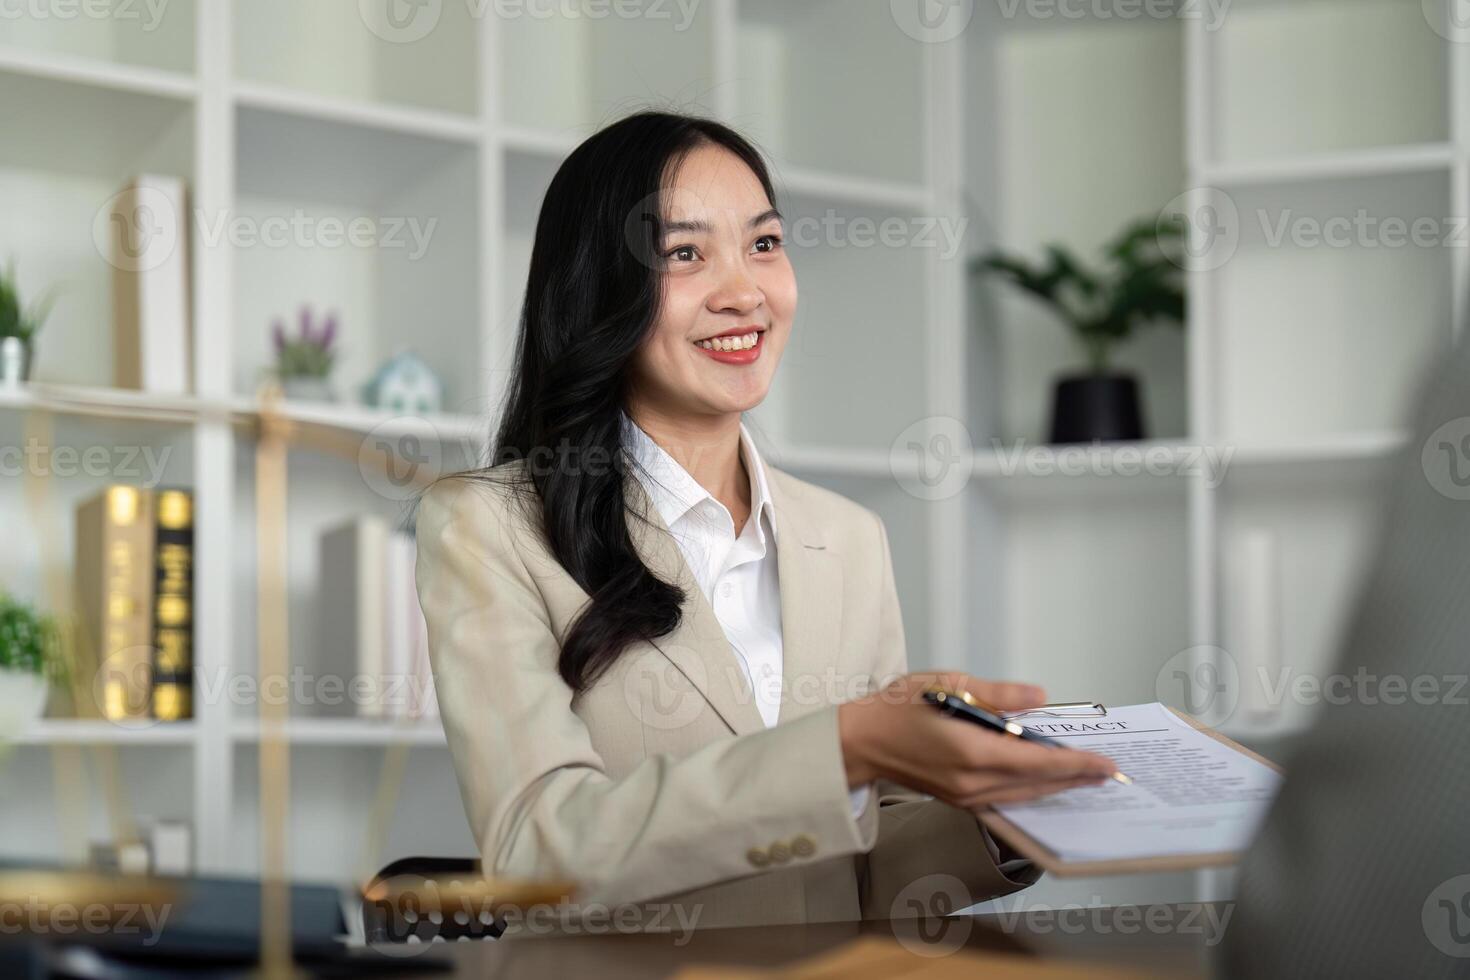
[411,110,1118,930]
[623,137,793,488]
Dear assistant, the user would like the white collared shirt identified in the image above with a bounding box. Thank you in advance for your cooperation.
[620,412,871,817]
[619,411,785,727]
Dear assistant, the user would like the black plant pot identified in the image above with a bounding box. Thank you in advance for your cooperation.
[1049,373,1145,444]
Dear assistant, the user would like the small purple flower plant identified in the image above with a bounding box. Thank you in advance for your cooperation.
[272,305,339,379]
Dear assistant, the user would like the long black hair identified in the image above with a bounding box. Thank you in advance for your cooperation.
[460,110,778,691]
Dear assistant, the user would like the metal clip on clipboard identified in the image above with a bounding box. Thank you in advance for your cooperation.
[1004,702,1108,719]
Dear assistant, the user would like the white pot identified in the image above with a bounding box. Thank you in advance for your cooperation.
[0,669,47,736]
[0,336,30,387]
[281,376,335,402]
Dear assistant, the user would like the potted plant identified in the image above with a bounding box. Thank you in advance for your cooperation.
[0,591,63,733]
[0,260,58,387]
[272,306,339,401]
[976,216,1186,444]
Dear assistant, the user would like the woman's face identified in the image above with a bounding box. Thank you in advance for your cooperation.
[629,143,796,420]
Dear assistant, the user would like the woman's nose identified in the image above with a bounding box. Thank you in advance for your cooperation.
[706,265,763,315]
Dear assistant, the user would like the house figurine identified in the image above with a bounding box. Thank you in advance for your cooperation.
[362,352,443,414]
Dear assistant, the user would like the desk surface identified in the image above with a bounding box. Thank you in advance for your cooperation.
[382,904,1220,978]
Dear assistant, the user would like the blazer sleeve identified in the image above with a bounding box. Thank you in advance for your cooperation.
[413,476,880,907]
[855,510,1041,919]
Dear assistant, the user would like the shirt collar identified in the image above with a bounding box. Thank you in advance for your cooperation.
[619,410,778,546]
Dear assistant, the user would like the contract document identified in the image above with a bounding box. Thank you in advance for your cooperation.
[982,702,1284,872]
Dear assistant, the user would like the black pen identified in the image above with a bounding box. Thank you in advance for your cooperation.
[921,687,1133,785]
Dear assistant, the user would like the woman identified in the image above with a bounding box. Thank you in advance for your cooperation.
[414,110,1118,929]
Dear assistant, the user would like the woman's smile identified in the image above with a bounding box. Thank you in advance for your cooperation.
[693,326,766,365]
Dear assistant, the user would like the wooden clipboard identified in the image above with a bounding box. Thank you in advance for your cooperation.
[977,707,1284,877]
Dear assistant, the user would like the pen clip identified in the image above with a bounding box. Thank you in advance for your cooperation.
[924,688,1029,737]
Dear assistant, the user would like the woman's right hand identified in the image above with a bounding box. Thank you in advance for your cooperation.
[836,672,1120,812]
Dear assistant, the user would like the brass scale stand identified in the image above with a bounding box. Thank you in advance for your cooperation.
[3,384,573,976]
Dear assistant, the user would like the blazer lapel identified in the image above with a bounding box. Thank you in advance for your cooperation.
[623,473,768,736]
[767,467,845,726]
[621,464,846,734]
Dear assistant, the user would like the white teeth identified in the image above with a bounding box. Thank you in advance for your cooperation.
[696,332,759,352]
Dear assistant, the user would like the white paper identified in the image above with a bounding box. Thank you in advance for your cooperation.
[991,702,1283,862]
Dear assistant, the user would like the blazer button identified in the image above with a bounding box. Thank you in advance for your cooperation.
[791,834,817,858]
[768,842,791,864]
[746,846,770,868]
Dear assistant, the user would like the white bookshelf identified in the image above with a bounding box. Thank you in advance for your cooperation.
[0,0,1451,902]
[964,0,1459,912]
[231,717,446,747]
[962,0,1456,718]
[10,719,200,746]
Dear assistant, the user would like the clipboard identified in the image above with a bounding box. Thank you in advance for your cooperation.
[977,705,1284,877]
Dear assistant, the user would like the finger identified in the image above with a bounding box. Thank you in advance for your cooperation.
[906,763,1069,807]
[961,678,1046,712]
[906,673,1045,711]
[908,671,973,700]
[947,770,1102,808]
[966,777,1099,808]
[964,775,1106,808]
[966,737,1120,779]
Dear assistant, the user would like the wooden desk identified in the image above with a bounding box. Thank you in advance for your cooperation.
[383,904,1220,978]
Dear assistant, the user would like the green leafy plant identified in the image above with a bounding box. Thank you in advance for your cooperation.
[976,215,1187,374]
[0,591,62,680]
[272,306,338,379]
[0,259,58,345]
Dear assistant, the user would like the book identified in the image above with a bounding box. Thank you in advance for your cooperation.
[318,517,388,718]
[70,486,196,722]
[318,521,437,721]
[110,174,191,394]
[151,489,194,721]
[73,486,156,721]
[149,819,193,876]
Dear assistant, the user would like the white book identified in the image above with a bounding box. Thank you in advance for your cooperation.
[319,517,388,718]
[149,819,193,876]
[110,174,191,394]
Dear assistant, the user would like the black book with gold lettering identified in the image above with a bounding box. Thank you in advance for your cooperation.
[151,488,193,721]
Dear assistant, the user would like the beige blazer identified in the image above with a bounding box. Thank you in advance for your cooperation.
[413,458,1036,929]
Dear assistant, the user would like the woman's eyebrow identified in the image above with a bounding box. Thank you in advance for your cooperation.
[660,208,784,234]
[749,208,783,228]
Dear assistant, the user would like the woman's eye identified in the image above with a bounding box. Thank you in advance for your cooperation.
[665,245,699,262]
[753,234,783,254]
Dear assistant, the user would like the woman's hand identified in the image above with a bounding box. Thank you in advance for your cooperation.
[837,672,1119,811]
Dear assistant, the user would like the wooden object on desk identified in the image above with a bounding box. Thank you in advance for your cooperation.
[0,870,177,929]
[415,909,1212,978]
[671,936,1162,979]
[360,873,576,918]
[978,708,1285,877]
